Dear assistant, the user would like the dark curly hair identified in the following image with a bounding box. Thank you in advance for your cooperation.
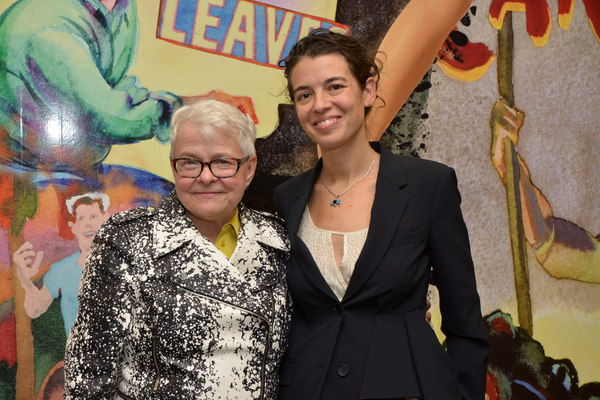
[279,29,382,116]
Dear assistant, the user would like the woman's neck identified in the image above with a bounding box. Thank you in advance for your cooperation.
[320,139,377,185]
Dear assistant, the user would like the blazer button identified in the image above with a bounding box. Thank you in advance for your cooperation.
[337,364,349,377]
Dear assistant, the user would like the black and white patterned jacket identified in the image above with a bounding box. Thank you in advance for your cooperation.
[64,190,291,399]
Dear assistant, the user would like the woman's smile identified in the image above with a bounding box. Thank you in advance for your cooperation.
[290,53,376,151]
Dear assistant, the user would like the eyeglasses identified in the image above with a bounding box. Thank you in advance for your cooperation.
[172,156,250,178]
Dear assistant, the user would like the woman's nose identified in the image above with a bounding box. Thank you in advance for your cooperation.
[313,92,331,113]
[197,164,218,184]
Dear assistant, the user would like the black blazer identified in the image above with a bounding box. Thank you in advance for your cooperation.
[274,143,489,400]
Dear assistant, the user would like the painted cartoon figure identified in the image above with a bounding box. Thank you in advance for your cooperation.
[13,192,110,336]
[491,98,599,284]
[0,0,254,178]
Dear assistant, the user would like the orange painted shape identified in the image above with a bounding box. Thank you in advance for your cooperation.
[0,268,13,304]
[0,171,15,231]
[582,0,600,43]
[34,361,64,400]
[558,0,575,29]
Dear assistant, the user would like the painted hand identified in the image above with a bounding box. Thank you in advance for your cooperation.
[14,242,44,287]
[490,98,525,185]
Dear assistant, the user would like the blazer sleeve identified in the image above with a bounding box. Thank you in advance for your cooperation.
[429,168,490,400]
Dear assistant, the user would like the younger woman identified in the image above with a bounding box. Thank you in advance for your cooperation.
[274,11,489,400]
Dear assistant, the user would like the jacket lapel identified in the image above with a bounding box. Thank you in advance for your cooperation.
[150,193,272,316]
[343,143,410,302]
[152,191,198,258]
[287,160,341,300]
[230,205,289,287]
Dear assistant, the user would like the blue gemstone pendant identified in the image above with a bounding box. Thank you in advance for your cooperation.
[330,199,341,207]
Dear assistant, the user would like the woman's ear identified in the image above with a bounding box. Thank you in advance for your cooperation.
[244,155,258,187]
[364,77,377,107]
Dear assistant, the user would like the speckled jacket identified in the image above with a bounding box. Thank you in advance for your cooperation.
[64,190,291,399]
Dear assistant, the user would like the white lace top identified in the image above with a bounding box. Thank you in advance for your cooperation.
[297,206,368,300]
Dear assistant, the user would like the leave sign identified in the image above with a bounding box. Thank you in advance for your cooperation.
[157,0,350,69]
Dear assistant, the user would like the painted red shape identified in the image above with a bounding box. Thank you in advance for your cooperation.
[582,0,600,41]
[491,317,513,336]
[558,0,574,15]
[0,173,15,231]
[489,0,552,46]
[486,371,501,400]
[437,27,496,81]
[0,313,17,367]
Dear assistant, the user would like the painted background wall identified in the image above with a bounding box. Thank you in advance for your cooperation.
[0,0,598,398]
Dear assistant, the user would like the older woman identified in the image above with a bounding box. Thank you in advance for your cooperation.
[64,100,291,399]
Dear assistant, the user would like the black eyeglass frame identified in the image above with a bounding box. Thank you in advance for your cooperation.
[172,156,250,178]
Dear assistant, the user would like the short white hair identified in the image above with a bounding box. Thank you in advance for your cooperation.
[170,100,256,158]
[65,192,110,215]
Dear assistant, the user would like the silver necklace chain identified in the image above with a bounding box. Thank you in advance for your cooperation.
[321,156,376,207]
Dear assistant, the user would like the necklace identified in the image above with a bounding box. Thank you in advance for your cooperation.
[321,156,376,207]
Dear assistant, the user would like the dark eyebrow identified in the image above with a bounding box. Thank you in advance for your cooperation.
[324,76,348,85]
[292,76,349,94]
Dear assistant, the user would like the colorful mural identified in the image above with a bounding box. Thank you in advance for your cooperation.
[422,0,600,397]
[0,0,598,399]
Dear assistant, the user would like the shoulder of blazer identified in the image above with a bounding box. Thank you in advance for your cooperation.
[275,164,318,195]
[377,142,450,173]
[274,161,321,211]
[370,142,454,193]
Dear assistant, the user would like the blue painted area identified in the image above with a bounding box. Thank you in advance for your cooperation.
[158,0,349,67]
[175,0,199,45]
[210,0,237,51]
[280,14,302,62]
[255,4,267,64]
[514,380,548,400]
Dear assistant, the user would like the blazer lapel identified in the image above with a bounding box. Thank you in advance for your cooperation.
[285,161,320,236]
[343,143,410,302]
[287,160,340,301]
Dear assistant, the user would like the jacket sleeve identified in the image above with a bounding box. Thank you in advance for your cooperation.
[64,220,137,399]
[429,168,490,400]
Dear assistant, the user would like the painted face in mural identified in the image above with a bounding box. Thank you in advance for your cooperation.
[290,54,376,152]
[170,122,256,230]
[68,203,108,252]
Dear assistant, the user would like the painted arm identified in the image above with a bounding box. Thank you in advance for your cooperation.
[13,242,53,318]
[490,98,600,283]
[368,0,472,139]
[11,33,258,146]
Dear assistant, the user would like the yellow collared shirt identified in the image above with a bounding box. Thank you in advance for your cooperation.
[215,208,240,259]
